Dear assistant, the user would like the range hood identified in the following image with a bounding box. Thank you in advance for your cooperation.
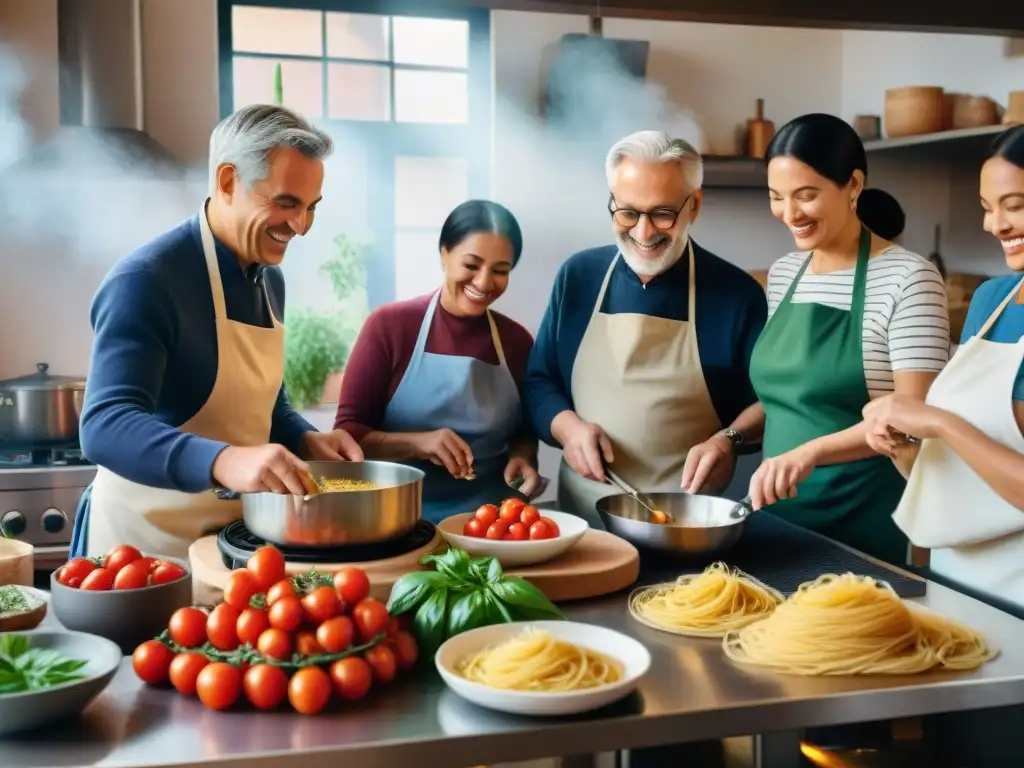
[6,0,184,177]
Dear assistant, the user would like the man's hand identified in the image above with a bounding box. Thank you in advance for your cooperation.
[302,429,365,462]
[680,433,736,494]
[212,444,312,495]
[552,411,613,481]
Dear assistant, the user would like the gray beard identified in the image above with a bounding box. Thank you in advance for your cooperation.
[617,228,689,278]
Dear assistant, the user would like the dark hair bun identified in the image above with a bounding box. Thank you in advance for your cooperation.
[766,113,867,187]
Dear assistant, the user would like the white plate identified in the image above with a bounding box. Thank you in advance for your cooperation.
[435,620,650,717]
[437,510,588,568]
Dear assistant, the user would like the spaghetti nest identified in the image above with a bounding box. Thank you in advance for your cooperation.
[458,628,623,692]
[722,573,995,676]
[628,563,785,638]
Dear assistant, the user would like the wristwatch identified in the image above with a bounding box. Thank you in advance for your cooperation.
[718,428,744,451]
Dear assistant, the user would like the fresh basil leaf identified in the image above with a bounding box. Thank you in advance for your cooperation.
[446,589,489,637]
[490,576,563,618]
[486,557,503,585]
[482,589,513,623]
[413,587,449,658]
[387,571,449,616]
[48,659,88,675]
[468,556,496,584]
[444,548,471,577]
[1,635,29,659]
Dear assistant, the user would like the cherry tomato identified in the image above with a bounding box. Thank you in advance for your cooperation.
[529,520,555,540]
[266,579,296,605]
[519,505,541,527]
[268,595,303,632]
[223,569,260,611]
[485,520,510,540]
[168,607,209,648]
[246,546,286,591]
[330,656,372,701]
[236,607,270,646]
[462,518,487,538]
[288,666,332,716]
[333,567,370,607]
[113,559,151,590]
[169,652,209,696]
[244,664,288,710]
[151,562,186,585]
[386,617,401,638]
[206,603,241,651]
[540,517,561,536]
[499,498,526,521]
[316,616,354,653]
[257,628,293,661]
[387,630,419,671]
[302,586,342,624]
[473,504,499,527]
[80,567,116,591]
[351,598,390,643]
[295,630,324,656]
[104,544,143,574]
[132,639,174,684]
[196,662,242,711]
[504,522,528,541]
[56,557,97,588]
[364,644,397,684]
[136,556,160,573]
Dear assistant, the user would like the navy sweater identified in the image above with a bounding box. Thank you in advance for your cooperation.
[79,215,315,492]
[524,242,768,445]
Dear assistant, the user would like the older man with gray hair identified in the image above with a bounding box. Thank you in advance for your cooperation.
[524,130,767,524]
[71,104,362,559]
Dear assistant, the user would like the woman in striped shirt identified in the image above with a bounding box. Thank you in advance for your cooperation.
[684,113,949,565]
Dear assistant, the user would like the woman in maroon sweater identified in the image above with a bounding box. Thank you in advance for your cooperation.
[335,200,538,522]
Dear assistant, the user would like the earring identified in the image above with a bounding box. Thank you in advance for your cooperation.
[850,197,857,210]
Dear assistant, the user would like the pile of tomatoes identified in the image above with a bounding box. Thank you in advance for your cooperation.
[55,544,187,590]
[132,546,418,715]
[461,497,562,541]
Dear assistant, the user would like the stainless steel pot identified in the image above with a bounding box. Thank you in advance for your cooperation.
[596,492,754,557]
[231,460,425,547]
[0,363,86,447]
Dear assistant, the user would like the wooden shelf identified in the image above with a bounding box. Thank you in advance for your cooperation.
[863,125,1009,156]
[703,155,766,189]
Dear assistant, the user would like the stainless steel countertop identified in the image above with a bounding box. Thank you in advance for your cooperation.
[4,577,1024,768]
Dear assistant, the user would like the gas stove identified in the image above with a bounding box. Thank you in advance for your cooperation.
[0,447,96,568]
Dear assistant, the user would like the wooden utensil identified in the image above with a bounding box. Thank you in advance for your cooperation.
[746,98,774,159]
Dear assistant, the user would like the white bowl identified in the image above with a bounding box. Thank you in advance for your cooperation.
[437,510,588,568]
[435,620,651,717]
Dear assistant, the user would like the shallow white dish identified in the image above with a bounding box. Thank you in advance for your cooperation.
[435,620,650,717]
[437,510,588,568]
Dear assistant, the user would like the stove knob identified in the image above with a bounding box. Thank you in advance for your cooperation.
[1,511,26,538]
[41,507,67,534]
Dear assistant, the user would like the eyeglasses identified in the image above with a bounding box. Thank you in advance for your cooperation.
[608,194,692,230]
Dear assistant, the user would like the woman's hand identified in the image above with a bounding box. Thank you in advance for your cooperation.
[504,456,543,499]
[749,446,817,511]
[862,394,946,441]
[415,428,474,478]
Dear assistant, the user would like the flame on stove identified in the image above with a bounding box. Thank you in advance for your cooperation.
[800,742,856,768]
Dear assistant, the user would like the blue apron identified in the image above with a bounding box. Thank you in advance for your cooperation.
[69,486,92,558]
[380,291,526,523]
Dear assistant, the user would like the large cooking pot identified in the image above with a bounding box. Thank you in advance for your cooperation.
[0,363,86,447]
[596,492,754,557]
[224,460,425,548]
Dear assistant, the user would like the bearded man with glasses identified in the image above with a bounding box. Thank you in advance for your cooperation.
[524,130,768,526]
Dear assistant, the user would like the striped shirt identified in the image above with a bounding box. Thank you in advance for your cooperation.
[766,247,950,399]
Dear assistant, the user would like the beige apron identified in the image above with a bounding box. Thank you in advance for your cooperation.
[558,241,722,527]
[87,203,285,559]
[892,276,1024,606]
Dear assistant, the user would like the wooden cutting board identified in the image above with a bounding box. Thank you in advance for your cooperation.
[189,530,639,607]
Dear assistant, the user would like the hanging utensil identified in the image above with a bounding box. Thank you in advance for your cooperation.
[746,98,775,159]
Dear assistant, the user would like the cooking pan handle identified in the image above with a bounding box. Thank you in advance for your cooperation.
[730,496,755,520]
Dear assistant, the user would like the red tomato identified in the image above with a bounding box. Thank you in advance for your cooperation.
[55,557,97,588]
[485,519,510,540]
[266,579,296,605]
[288,666,332,715]
[364,644,397,684]
[168,607,209,648]
[196,662,242,711]
[316,616,354,653]
[151,562,186,585]
[169,652,209,696]
[136,556,159,573]
[244,664,288,710]
[351,598,390,643]
[473,504,499,527]
[302,586,342,624]
[246,546,286,591]
[206,603,241,651]
[519,505,541,527]
[132,639,174,684]
[387,630,419,671]
[295,630,324,656]
[104,545,143,574]
[462,518,487,538]
[504,522,528,541]
[540,517,561,536]
[257,628,293,661]
[330,657,372,701]
[236,607,270,646]
[223,569,260,611]
[499,498,526,521]
[113,559,151,590]
[529,520,556,540]
[268,595,303,632]
[332,567,370,606]
[80,567,116,591]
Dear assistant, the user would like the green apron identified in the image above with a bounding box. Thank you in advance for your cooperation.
[749,226,909,565]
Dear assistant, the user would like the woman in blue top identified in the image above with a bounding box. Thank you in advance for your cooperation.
[864,124,1024,608]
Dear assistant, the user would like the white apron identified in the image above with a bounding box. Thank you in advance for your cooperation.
[892,275,1024,605]
[558,241,722,527]
[87,204,285,559]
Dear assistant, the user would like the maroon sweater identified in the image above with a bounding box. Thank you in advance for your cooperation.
[335,293,535,442]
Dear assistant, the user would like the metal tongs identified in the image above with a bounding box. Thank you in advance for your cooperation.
[604,467,671,524]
